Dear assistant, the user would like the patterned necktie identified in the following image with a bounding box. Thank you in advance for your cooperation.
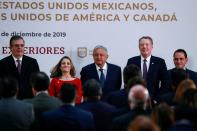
[143,59,147,80]
[99,68,105,88]
[16,59,21,73]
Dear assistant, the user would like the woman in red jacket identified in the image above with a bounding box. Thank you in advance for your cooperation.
[48,56,82,104]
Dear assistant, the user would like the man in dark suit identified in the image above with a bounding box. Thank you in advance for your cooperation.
[126,36,170,102]
[0,35,40,99]
[24,71,62,131]
[106,64,142,108]
[78,79,117,131]
[42,83,95,131]
[80,45,122,99]
[111,84,150,131]
[169,49,197,86]
[0,76,34,131]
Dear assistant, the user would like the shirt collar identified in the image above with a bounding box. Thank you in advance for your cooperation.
[141,55,151,62]
[12,55,23,61]
[95,63,107,70]
[36,91,48,96]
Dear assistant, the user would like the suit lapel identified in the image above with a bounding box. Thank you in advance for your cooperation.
[92,64,100,80]
[105,63,110,82]
[8,55,19,74]
[137,56,141,70]
[148,56,154,74]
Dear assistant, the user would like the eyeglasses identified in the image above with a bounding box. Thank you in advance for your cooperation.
[12,44,25,48]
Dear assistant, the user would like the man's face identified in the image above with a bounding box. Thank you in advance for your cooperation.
[173,52,188,69]
[10,39,25,58]
[139,38,153,58]
[93,48,108,68]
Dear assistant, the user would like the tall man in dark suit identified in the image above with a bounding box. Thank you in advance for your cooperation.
[169,49,197,86]
[0,35,40,99]
[80,45,122,99]
[127,36,170,102]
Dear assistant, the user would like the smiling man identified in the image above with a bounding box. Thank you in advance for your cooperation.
[126,36,170,103]
[0,35,40,99]
[169,49,197,86]
[80,45,122,100]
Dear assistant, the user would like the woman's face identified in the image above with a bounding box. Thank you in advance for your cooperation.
[60,58,72,73]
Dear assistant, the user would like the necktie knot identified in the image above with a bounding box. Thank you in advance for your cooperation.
[99,68,103,72]
[143,59,147,62]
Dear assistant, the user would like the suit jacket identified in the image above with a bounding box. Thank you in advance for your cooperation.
[80,63,122,99]
[24,92,63,131]
[127,56,170,100]
[23,92,62,118]
[42,105,95,131]
[0,55,40,99]
[78,99,117,131]
[106,89,128,108]
[111,108,149,131]
[169,68,197,87]
[0,98,34,131]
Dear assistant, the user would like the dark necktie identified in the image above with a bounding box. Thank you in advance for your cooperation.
[99,68,105,88]
[143,59,147,80]
[16,59,21,73]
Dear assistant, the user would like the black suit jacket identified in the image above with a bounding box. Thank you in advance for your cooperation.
[169,68,197,86]
[0,55,40,99]
[106,89,128,108]
[42,105,95,131]
[78,100,117,131]
[127,56,170,100]
[111,108,149,131]
[80,63,122,99]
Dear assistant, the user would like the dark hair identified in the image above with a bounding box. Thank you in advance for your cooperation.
[1,76,18,98]
[10,35,24,46]
[139,36,153,45]
[59,83,76,103]
[173,49,187,58]
[151,103,174,131]
[171,68,187,89]
[50,56,76,78]
[30,72,50,91]
[127,76,147,91]
[83,79,102,100]
[123,64,142,89]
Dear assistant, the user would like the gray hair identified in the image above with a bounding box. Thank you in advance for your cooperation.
[128,84,149,109]
[93,45,108,54]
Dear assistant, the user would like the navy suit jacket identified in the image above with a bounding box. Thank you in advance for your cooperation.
[80,63,122,99]
[0,55,40,99]
[111,108,149,131]
[127,56,170,100]
[42,105,95,131]
[78,100,117,131]
[106,89,128,108]
[169,68,197,87]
